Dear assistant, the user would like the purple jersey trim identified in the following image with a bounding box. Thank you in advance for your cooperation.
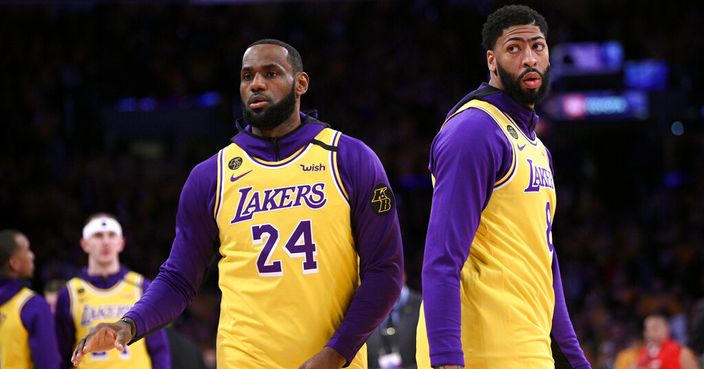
[330,131,350,204]
[214,149,224,219]
[242,143,310,167]
[498,109,540,145]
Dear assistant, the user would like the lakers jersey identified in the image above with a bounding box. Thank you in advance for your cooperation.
[0,288,34,369]
[417,99,556,369]
[213,127,367,369]
[67,272,152,369]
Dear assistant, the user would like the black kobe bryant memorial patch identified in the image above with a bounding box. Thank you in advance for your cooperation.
[506,125,519,139]
[229,157,243,170]
[370,184,394,215]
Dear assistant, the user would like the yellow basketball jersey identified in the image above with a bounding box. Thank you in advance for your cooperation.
[0,288,34,369]
[213,128,367,369]
[417,100,556,369]
[67,272,152,369]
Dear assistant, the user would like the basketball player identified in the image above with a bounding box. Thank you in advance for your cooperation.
[54,214,170,369]
[0,229,61,369]
[71,39,404,369]
[416,5,591,369]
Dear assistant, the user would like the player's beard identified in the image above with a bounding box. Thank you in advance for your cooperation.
[497,62,551,107]
[243,85,297,131]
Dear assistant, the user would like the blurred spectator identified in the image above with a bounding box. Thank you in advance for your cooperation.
[43,278,66,314]
[166,326,207,369]
[367,283,422,369]
[636,314,700,369]
[614,339,642,369]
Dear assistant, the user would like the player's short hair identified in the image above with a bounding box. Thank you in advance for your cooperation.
[481,5,548,51]
[0,229,22,270]
[248,38,304,73]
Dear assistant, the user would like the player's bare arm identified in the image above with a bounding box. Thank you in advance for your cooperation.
[70,318,134,366]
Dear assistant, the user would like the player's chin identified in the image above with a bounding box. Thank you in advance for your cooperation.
[247,107,267,115]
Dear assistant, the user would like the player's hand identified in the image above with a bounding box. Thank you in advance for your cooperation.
[298,346,346,369]
[71,319,134,366]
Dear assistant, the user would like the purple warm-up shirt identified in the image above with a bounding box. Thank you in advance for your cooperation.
[0,277,60,369]
[124,112,404,363]
[54,266,171,369]
[422,84,591,368]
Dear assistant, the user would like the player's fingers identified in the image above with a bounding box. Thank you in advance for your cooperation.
[83,331,101,352]
[90,325,119,351]
[71,337,87,365]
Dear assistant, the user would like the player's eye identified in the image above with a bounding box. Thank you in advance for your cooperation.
[507,45,520,53]
[266,71,278,78]
[242,73,252,81]
[533,43,546,51]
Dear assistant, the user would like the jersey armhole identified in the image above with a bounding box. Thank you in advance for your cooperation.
[66,279,81,319]
[442,100,518,189]
[213,148,225,222]
[316,128,350,204]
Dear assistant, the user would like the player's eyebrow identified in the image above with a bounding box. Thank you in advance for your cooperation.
[241,63,285,72]
[503,35,545,45]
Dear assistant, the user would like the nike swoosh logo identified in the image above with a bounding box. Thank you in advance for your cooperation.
[517,144,526,151]
[230,170,252,182]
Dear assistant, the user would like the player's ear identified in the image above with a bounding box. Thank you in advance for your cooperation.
[80,239,90,253]
[295,72,309,97]
[487,50,496,75]
[8,254,19,273]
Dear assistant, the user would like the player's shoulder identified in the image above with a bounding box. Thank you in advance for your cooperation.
[440,104,500,138]
[433,106,506,153]
[190,151,219,177]
[124,270,145,284]
[182,151,220,195]
[20,291,52,316]
[66,276,83,286]
[336,131,379,161]
[15,287,37,303]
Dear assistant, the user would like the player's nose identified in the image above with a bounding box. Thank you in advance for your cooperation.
[250,73,267,92]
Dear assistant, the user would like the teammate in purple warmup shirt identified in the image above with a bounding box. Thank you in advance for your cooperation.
[0,229,61,369]
[416,5,591,369]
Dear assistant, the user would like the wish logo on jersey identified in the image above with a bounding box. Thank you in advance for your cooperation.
[524,158,555,192]
[80,304,132,326]
[300,163,326,172]
[231,183,327,223]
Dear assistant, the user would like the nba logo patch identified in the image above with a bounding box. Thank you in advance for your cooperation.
[228,157,243,170]
[506,125,519,139]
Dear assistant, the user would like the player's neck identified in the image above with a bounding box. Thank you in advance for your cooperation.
[86,259,120,277]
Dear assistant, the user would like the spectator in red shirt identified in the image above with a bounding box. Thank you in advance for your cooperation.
[637,314,700,369]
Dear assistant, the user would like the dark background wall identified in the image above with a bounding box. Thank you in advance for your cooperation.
[1,1,703,367]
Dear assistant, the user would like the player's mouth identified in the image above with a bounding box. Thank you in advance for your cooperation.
[521,71,542,90]
[248,95,271,111]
